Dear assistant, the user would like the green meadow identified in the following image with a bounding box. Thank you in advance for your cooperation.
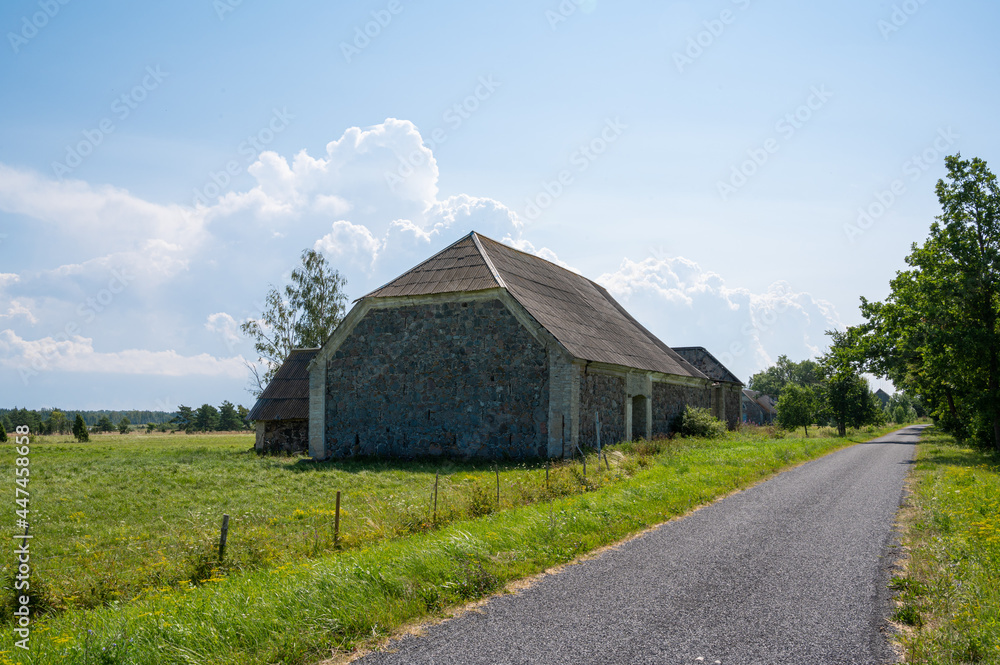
[1,425,897,664]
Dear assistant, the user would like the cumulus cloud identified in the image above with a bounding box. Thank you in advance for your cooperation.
[0,330,247,382]
[0,164,207,252]
[0,117,840,406]
[597,255,842,381]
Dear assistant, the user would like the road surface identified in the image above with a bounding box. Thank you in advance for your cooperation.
[358,426,923,665]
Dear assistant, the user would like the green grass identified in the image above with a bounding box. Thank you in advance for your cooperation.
[892,428,1000,663]
[0,424,899,664]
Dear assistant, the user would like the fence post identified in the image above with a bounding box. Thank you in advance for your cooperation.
[334,491,342,548]
[595,412,602,457]
[561,415,565,459]
[218,514,230,561]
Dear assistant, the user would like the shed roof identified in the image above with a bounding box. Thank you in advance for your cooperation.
[247,349,319,421]
[364,232,706,379]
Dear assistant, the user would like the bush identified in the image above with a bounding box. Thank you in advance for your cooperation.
[676,406,727,439]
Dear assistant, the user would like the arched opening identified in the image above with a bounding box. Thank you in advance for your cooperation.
[632,395,648,440]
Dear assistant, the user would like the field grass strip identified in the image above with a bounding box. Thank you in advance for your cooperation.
[1,428,895,665]
[891,428,1000,663]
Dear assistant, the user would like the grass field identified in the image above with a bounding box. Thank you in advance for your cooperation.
[0,424,900,664]
[892,428,1000,663]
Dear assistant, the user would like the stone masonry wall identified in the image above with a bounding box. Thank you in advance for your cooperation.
[257,420,309,455]
[579,371,625,449]
[324,299,549,460]
[652,382,711,436]
[725,384,742,429]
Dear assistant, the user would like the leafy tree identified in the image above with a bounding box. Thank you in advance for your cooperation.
[0,413,11,434]
[237,404,251,430]
[747,355,824,400]
[45,410,69,435]
[118,417,131,434]
[218,401,242,431]
[0,422,6,443]
[72,414,89,442]
[846,155,1000,451]
[95,414,115,433]
[777,384,816,436]
[194,404,220,432]
[822,368,883,436]
[241,249,347,396]
[174,405,195,432]
[146,422,155,434]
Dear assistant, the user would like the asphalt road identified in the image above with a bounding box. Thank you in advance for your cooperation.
[358,426,923,665]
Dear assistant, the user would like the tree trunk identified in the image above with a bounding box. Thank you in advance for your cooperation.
[803,425,808,437]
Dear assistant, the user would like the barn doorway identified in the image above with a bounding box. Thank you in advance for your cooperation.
[632,395,647,441]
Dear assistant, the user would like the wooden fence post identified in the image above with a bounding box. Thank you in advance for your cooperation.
[595,412,602,457]
[433,472,439,524]
[218,514,230,561]
[334,491,342,548]
[561,415,566,459]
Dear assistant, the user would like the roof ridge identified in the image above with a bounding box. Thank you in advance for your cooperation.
[474,233,592,283]
[471,232,507,290]
[359,232,499,300]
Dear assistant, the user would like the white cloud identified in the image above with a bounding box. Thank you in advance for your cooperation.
[597,255,842,381]
[1,299,37,324]
[0,330,247,381]
[0,164,207,252]
[205,312,243,354]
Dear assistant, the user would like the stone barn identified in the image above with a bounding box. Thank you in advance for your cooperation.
[253,231,742,460]
[247,348,317,454]
[672,346,744,429]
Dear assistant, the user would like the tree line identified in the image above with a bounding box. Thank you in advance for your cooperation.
[0,402,252,443]
[832,155,1000,452]
[748,354,920,436]
[757,154,998,450]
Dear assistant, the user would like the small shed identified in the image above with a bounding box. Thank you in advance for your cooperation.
[247,348,318,454]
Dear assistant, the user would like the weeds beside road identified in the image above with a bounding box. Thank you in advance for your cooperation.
[893,428,1000,663]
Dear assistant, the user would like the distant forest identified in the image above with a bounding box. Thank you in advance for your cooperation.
[2,408,177,432]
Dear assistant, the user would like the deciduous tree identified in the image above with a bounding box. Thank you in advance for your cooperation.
[776,384,816,436]
[241,249,347,396]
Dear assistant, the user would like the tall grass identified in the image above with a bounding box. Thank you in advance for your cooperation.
[892,428,1000,663]
[0,425,897,664]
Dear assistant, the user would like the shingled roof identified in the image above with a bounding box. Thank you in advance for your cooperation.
[247,349,319,421]
[364,232,706,379]
[672,346,743,385]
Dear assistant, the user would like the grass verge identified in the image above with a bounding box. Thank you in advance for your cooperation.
[892,428,1000,663]
[1,425,897,664]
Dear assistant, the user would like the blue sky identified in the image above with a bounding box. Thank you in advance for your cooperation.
[1,0,997,411]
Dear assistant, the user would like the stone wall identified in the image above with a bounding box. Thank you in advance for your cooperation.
[256,420,309,455]
[724,384,742,429]
[324,299,549,459]
[579,371,625,449]
[652,381,711,436]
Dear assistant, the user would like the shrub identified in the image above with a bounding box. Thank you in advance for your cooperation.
[677,406,727,439]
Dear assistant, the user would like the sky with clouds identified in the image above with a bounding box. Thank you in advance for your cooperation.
[1,0,997,411]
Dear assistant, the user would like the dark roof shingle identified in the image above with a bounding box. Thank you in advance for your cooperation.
[247,349,319,421]
[364,232,706,379]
